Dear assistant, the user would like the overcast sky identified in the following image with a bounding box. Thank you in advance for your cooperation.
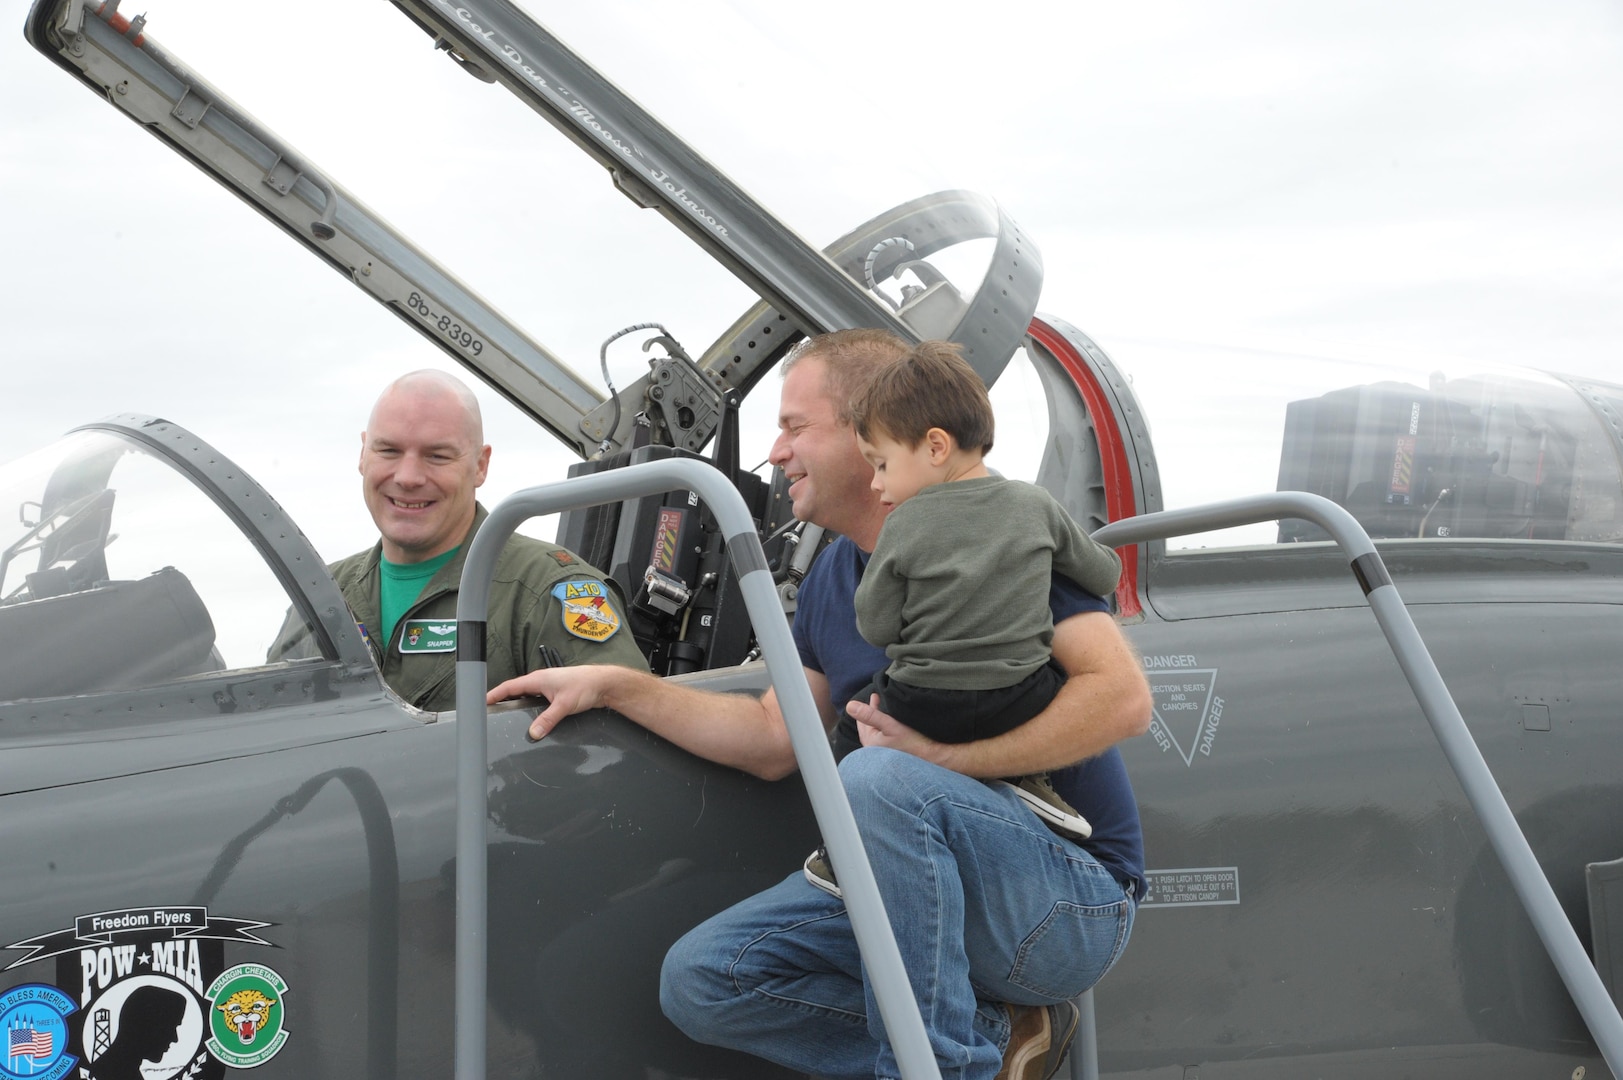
[3,0,1620,564]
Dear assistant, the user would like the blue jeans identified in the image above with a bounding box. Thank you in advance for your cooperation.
[660,747,1136,1080]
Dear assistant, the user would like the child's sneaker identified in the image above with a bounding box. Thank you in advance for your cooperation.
[1000,773,1092,840]
[803,846,842,898]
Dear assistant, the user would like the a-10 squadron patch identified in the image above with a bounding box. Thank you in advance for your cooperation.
[2,907,288,1078]
[551,579,622,642]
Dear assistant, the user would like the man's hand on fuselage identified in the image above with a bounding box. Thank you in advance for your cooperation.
[489,665,614,740]
[488,663,809,781]
[492,607,1152,784]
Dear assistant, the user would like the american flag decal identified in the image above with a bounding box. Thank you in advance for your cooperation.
[7,1022,53,1059]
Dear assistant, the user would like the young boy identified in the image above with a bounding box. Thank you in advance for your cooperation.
[805,340,1123,896]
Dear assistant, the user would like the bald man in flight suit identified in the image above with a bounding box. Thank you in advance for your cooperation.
[270,369,646,709]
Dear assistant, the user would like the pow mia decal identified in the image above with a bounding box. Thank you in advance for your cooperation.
[551,580,621,642]
[3,908,287,1078]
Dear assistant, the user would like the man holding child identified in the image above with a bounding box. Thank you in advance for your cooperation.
[490,330,1150,1080]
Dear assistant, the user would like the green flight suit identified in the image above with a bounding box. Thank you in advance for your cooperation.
[270,504,646,710]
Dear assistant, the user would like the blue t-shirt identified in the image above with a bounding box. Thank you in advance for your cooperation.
[793,536,1146,898]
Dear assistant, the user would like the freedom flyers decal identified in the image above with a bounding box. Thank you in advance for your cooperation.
[3,907,289,1077]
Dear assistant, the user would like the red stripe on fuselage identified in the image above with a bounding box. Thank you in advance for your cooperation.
[1027,317,1143,619]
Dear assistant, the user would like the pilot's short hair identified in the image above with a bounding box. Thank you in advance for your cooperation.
[783,329,910,427]
[850,340,995,455]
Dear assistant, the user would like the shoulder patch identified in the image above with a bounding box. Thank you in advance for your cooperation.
[547,549,577,567]
[551,579,621,642]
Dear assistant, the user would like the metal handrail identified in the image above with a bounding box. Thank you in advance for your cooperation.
[452,459,943,1080]
[1092,491,1623,1075]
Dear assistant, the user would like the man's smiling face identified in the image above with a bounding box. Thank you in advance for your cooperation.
[768,357,877,536]
[359,377,490,563]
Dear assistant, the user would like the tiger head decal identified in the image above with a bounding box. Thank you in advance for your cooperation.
[216,988,278,1044]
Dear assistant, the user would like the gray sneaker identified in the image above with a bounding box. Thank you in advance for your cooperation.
[802,846,842,899]
[1000,773,1092,840]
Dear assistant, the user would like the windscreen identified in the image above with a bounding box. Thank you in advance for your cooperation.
[0,430,325,702]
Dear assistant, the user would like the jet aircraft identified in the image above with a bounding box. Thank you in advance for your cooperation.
[3,2,1623,1078]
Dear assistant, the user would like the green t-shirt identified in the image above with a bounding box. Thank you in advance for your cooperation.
[379,546,459,645]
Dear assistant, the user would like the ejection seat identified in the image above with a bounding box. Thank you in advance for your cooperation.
[555,443,787,677]
[0,565,218,702]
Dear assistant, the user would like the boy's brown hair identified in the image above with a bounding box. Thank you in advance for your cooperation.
[850,340,995,454]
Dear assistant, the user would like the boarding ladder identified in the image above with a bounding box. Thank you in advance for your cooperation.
[454,458,945,1080]
[1077,492,1623,1079]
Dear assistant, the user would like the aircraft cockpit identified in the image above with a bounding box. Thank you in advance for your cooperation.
[1276,368,1623,545]
[0,421,343,711]
[1085,343,1623,553]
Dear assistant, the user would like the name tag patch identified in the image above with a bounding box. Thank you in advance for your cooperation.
[552,579,621,642]
[399,620,457,653]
